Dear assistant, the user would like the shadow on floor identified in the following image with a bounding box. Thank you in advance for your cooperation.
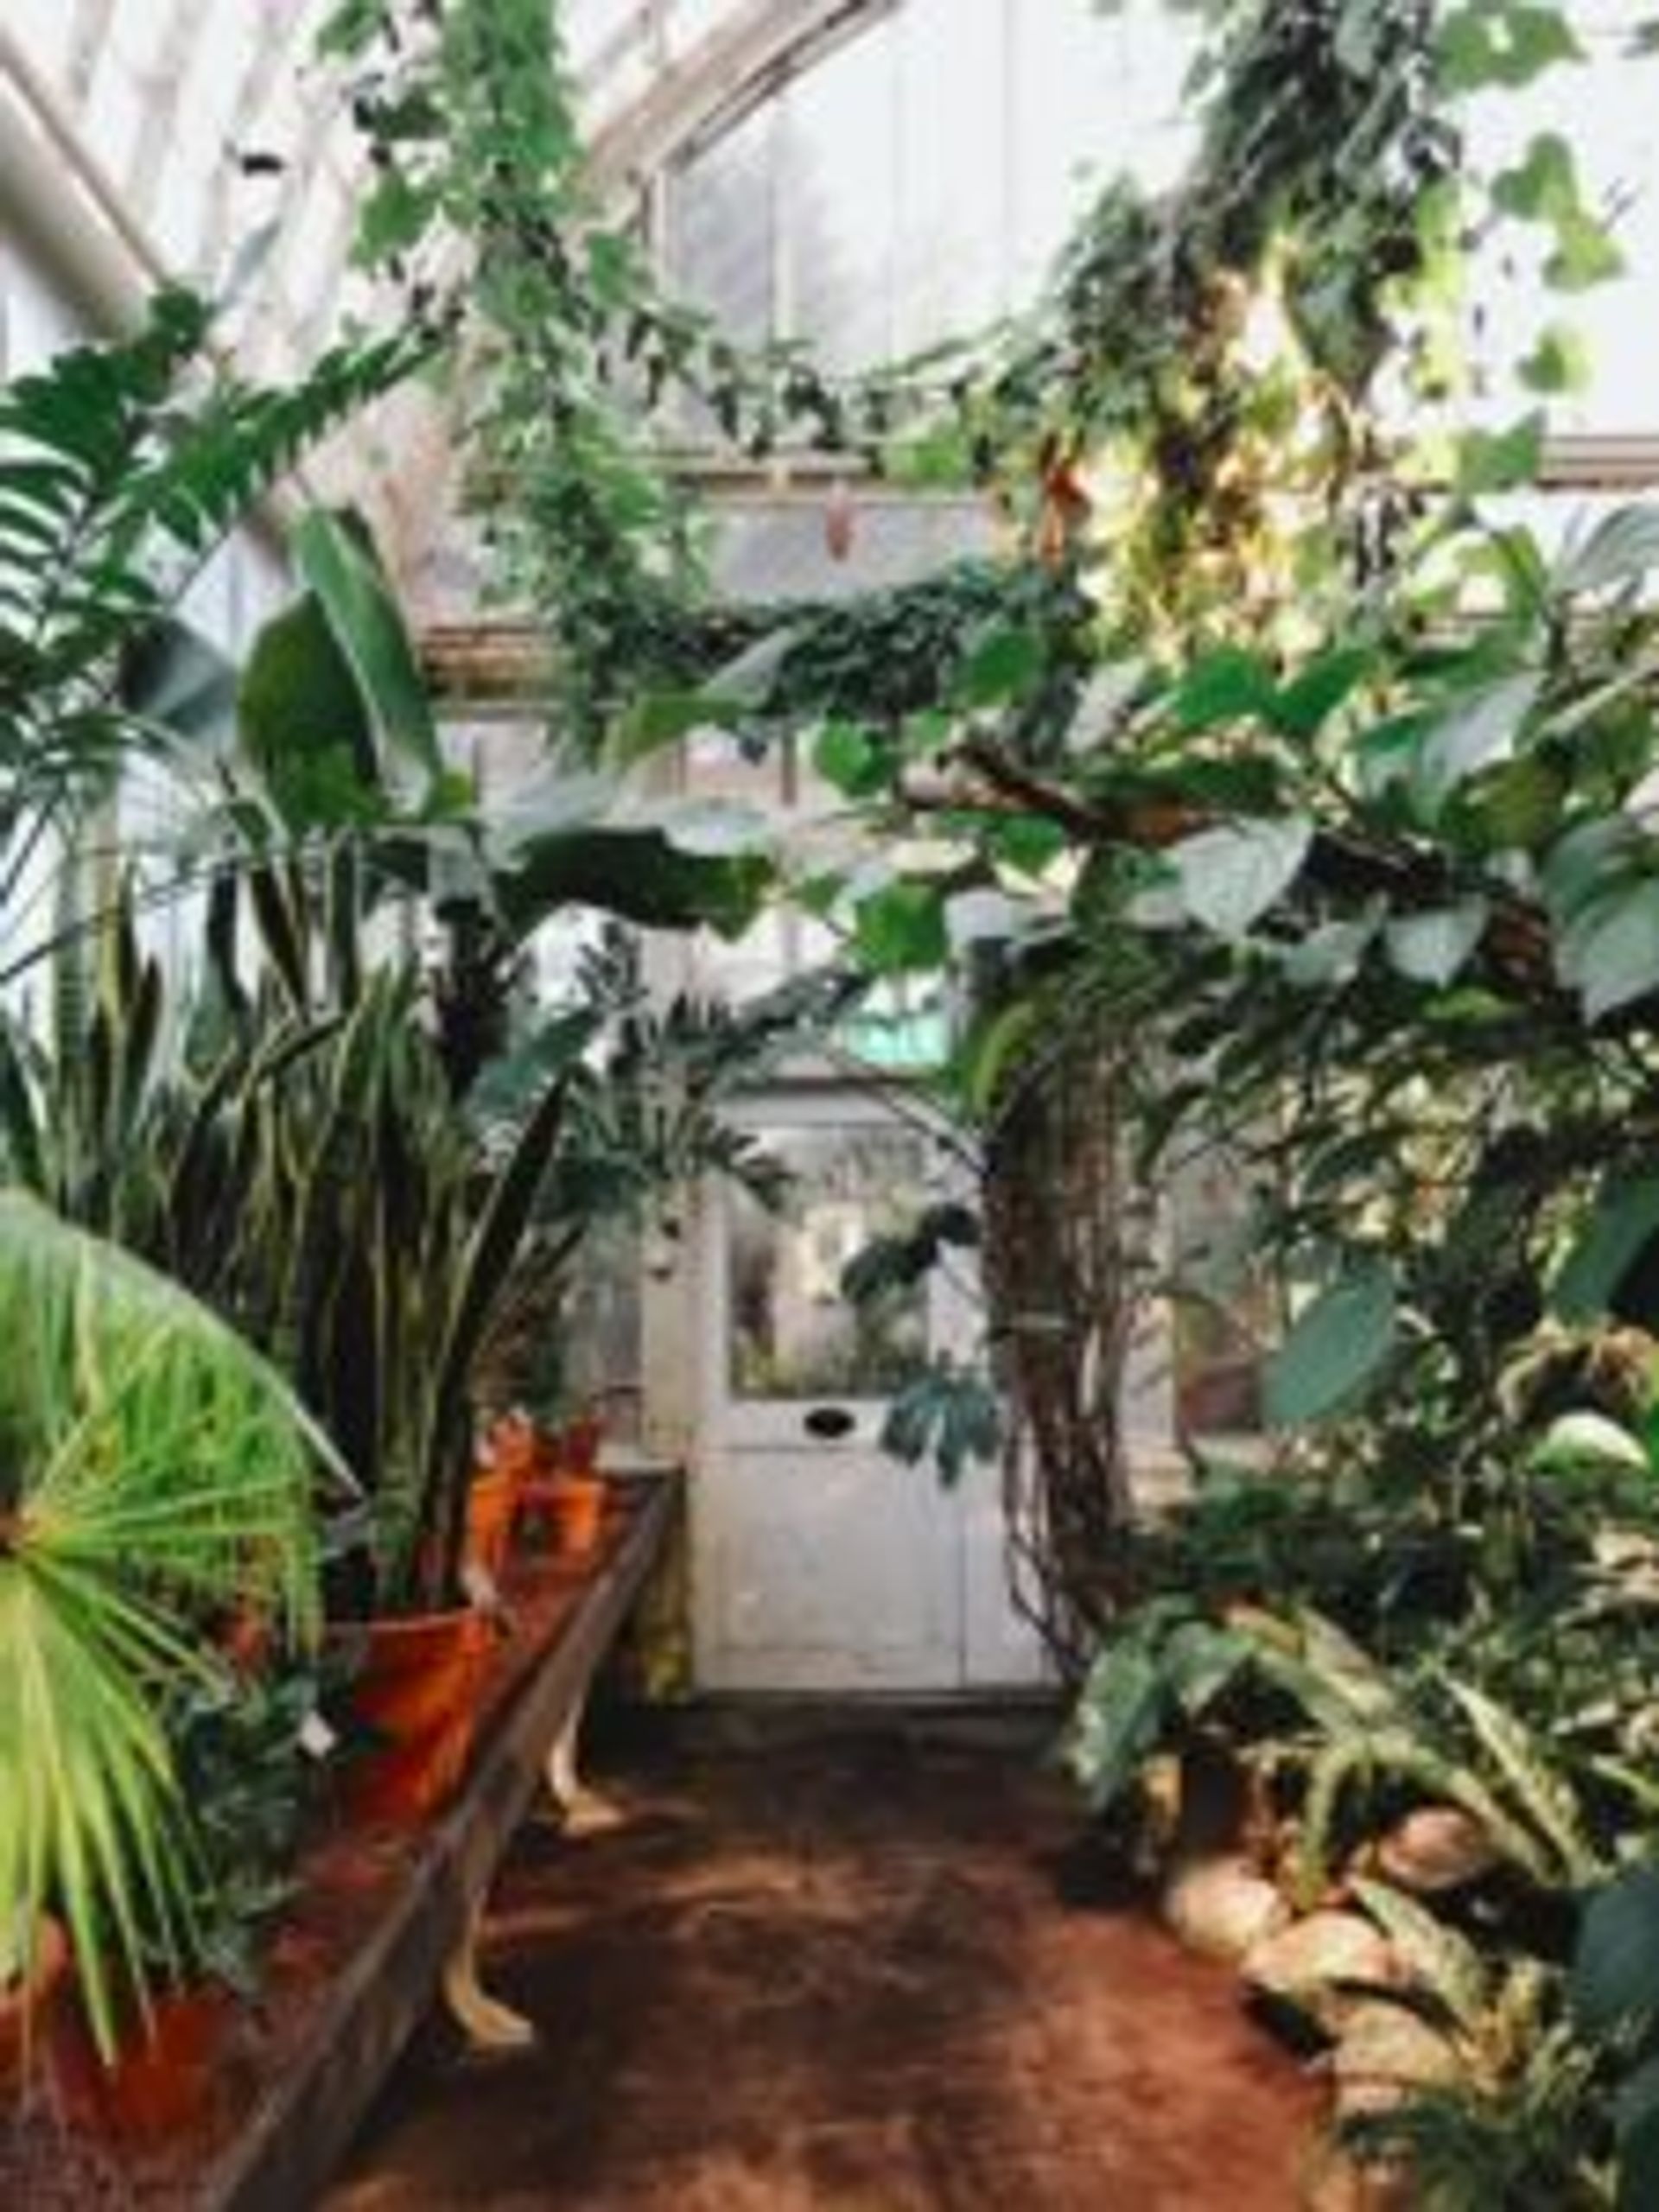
[327,1710,1323,2211]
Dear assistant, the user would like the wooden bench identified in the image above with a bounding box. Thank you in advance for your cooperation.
[197,1465,680,2212]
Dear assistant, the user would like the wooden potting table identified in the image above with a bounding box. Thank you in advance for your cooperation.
[196,1465,680,2212]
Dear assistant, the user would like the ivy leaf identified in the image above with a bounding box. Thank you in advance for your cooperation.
[1383,900,1490,986]
[1517,323,1591,396]
[813,720,884,798]
[352,168,439,268]
[1547,212,1624,293]
[1437,4,1581,92]
[1491,132,1582,225]
[1171,817,1312,940]
[1414,672,1543,808]
[1454,415,1546,496]
[1264,1261,1397,1427]
[957,625,1045,708]
[854,880,948,975]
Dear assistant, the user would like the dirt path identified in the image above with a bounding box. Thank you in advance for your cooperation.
[328,1720,1324,2211]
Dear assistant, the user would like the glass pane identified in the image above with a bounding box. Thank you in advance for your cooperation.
[1169,1146,1274,1436]
[728,1127,931,1400]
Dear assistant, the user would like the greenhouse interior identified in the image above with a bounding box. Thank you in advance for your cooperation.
[4,1,1659,2206]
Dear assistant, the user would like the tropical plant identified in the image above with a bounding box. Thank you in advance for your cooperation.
[0,290,428,975]
[0,1192,348,2056]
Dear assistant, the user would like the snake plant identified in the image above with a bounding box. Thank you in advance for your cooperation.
[0,1191,348,2058]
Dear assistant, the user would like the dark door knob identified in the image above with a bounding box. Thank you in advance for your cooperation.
[803,1404,856,1440]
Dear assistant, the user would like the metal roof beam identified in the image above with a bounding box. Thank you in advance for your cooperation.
[587,0,895,197]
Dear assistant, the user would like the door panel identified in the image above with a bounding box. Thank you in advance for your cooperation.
[693,1091,1046,1694]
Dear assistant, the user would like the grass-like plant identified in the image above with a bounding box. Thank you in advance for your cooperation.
[0,1190,346,2058]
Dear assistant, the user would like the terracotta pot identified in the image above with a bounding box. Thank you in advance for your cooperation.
[216,1600,273,1675]
[557,1414,604,1476]
[520,1472,607,1559]
[486,1413,542,1483]
[465,1465,519,1582]
[341,1607,496,1825]
[52,1983,228,2143]
[0,1916,67,2093]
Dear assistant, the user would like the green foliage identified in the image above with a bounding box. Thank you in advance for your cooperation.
[1065,1598,1253,1813]
[1263,1262,1398,1427]
[0,293,424,928]
[0,1194,340,2056]
[880,1363,1003,1489]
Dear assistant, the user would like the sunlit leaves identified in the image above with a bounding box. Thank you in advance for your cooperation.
[1414,672,1543,809]
[1383,901,1490,987]
[1489,130,1624,295]
[1171,817,1313,940]
[1555,880,1659,1022]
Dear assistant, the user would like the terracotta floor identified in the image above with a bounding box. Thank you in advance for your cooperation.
[327,1718,1324,2212]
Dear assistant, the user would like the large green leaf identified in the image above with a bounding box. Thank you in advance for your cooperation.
[1172,817,1312,940]
[1558,880,1659,1022]
[238,594,379,829]
[121,618,238,753]
[1264,1260,1397,1426]
[416,1069,574,1590]
[493,827,771,941]
[290,508,443,808]
[1571,1865,1659,2036]
[1383,900,1489,986]
[1552,1174,1659,1322]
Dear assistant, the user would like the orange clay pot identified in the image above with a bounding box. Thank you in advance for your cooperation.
[0,1916,67,2094]
[51,1982,229,2144]
[486,1412,543,1483]
[464,1465,519,1583]
[341,1606,497,1825]
[556,1414,604,1477]
[520,1472,607,1560]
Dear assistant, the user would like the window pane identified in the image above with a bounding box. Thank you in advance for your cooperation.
[728,1126,931,1399]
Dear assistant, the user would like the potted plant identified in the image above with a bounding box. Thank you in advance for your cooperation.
[0,1190,346,2073]
[0,1914,68,2095]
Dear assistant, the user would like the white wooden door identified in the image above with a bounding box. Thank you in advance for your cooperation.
[692,1090,1046,1694]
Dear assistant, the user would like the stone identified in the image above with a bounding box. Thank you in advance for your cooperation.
[1243,1910,1396,2036]
[1161,1853,1290,1962]
[1300,2141,1419,2212]
[1332,2000,1460,2121]
[1375,1806,1497,1894]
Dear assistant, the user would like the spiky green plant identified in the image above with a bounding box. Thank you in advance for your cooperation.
[0,1191,346,2059]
